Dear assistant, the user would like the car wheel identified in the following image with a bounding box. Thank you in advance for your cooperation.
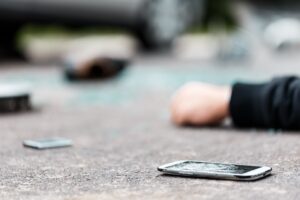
[0,24,23,59]
[136,0,203,50]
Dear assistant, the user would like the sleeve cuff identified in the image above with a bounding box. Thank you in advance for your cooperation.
[229,82,266,127]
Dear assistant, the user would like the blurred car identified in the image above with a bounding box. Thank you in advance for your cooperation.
[0,0,203,57]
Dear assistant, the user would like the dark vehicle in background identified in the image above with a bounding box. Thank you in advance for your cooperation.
[0,0,203,57]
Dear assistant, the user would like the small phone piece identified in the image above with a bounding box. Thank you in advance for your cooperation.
[158,160,272,181]
[23,138,72,150]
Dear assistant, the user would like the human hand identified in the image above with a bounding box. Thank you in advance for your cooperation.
[171,82,231,126]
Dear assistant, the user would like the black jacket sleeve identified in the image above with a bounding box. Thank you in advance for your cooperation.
[229,76,300,130]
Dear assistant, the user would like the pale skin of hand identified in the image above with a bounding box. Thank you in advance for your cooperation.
[171,82,232,126]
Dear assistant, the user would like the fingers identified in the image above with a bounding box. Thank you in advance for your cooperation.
[170,100,188,125]
[170,84,199,126]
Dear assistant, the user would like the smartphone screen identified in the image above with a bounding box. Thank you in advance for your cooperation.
[164,161,260,174]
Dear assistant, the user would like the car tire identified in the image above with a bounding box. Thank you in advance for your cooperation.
[135,0,203,50]
[0,24,23,60]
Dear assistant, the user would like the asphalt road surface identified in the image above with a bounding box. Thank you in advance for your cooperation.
[1,52,300,200]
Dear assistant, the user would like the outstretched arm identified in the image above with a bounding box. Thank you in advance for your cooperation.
[171,76,300,130]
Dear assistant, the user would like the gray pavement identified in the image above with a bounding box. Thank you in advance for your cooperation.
[1,55,300,199]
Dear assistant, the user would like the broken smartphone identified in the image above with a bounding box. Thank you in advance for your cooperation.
[158,160,272,181]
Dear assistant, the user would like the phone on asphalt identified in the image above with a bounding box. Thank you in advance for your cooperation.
[158,160,272,181]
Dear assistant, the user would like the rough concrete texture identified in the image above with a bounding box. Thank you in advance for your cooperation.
[0,55,300,200]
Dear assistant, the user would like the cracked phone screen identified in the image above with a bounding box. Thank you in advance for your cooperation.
[166,161,259,174]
